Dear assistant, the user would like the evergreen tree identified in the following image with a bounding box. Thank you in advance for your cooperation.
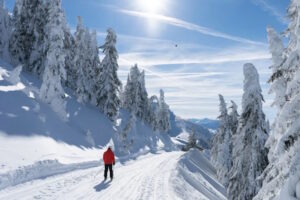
[89,30,102,105]
[97,28,121,121]
[156,89,170,132]
[123,65,139,110]
[63,23,76,90]
[72,18,100,104]
[148,95,159,130]
[39,0,68,120]
[137,70,149,120]
[255,2,300,199]
[186,131,197,150]
[228,100,239,135]
[267,27,286,110]
[120,112,136,152]
[9,0,46,76]
[211,94,232,187]
[0,0,12,61]
[9,0,36,65]
[254,28,287,200]
[188,132,197,147]
[228,63,268,200]
[74,17,91,103]
[123,64,149,120]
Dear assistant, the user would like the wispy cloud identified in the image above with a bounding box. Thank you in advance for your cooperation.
[118,48,271,67]
[115,40,273,119]
[252,0,287,24]
[96,31,211,52]
[141,60,273,119]
[118,9,267,46]
[95,30,270,67]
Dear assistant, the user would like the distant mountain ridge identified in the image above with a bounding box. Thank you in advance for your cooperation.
[169,112,214,149]
[188,118,220,131]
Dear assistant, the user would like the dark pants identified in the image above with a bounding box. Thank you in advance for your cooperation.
[104,164,113,179]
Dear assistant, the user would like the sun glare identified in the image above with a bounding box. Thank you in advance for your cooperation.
[134,0,170,36]
[137,0,166,14]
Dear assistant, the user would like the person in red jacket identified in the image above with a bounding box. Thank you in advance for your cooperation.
[103,147,115,180]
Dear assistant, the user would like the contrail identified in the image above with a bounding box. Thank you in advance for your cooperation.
[119,9,267,46]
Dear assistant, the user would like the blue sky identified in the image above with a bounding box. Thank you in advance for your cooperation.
[5,0,290,120]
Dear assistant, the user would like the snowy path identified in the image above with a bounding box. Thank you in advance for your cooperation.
[0,152,181,200]
[0,151,226,200]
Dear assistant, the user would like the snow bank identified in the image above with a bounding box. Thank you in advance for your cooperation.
[0,132,104,173]
[171,149,227,200]
[0,159,100,190]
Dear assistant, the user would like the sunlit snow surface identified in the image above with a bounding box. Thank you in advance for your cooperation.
[0,150,226,200]
[0,59,225,199]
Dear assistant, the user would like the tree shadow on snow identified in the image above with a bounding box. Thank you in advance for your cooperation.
[0,77,114,149]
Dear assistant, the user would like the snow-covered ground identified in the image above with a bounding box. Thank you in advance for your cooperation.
[0,59,225,199]
[0,133,101,174]
[0,150,226,200]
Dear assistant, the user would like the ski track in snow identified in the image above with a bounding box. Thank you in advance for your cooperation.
[0,152,185,200]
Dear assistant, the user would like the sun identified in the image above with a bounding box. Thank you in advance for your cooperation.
[136,0,166,14]
[133,0,170,35]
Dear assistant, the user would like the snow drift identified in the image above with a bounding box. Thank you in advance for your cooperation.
[171,149,227,200]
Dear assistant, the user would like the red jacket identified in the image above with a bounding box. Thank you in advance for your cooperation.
[103,148,115,165]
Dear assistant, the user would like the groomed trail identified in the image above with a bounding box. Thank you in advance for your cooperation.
[0,151,226,200]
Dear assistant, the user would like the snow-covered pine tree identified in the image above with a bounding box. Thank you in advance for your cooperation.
[228,100,239,135]
[186,131,197,150]
[89,30,102,105]
[228,63,268,200]
[211,94,227,165]
[253,29,287,200]
[123,64,149,120]
[9,0,36,66]
[123,65,139,110]
[122,75,131,107]
[137,70,149,120]
[255,1,300,199]
[0,0,12,61]
[39,0,68,120]
[82,27,99,102]
[74,17,91,103]
[63,23,76,90]
[9,0,46,76]
[96,28,121,121]
[156,89,170,133]
[267,27,286,116]
[120,112,136,152]
[148,95,159,130]
[210,94,232,187]
[72,19,101,104]
[28,1,47,77]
